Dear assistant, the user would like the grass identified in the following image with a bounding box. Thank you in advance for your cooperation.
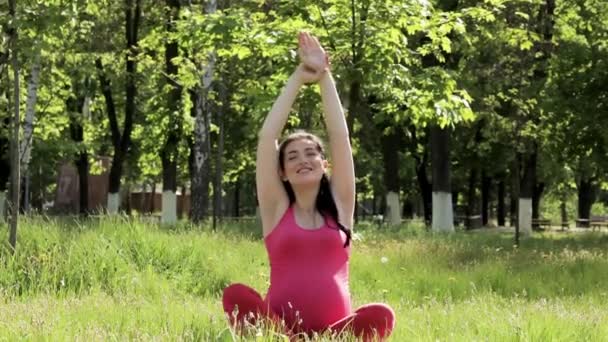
[0,215,607,340]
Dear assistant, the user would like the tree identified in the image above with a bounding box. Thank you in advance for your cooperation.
[188,0,217,223]
[543,0,608,224]
[7,0,19,250]
[96,0,141,214]
[159,0,183,224]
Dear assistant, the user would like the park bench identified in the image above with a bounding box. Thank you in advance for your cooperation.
[575,217,608,230]
[532,218,551,231]
[590,216,608,231]
[455,215,483,230]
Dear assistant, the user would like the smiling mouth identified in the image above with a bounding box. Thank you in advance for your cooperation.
[297,168,313,174]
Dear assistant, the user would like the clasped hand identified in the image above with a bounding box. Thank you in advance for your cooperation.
[295,31,330,84]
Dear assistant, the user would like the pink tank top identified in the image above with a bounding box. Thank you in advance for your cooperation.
[264,205,351,332]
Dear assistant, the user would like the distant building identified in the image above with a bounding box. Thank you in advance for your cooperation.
[54,157,109,213]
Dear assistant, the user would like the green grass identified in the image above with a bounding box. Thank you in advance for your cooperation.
[1,216,607,340]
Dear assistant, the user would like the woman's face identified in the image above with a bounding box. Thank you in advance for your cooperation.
[281,138,327,187]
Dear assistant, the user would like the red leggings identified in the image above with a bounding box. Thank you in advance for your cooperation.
[222,283,395,341]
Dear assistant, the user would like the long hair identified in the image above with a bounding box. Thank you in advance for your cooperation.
[278,131,352,247]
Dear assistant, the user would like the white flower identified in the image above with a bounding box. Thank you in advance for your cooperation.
[381,257,388,264]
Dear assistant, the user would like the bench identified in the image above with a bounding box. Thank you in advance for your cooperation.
[590,221,607,231]
[576,217,608,230]
[532,218,551,231]
[590,216,608,231]
[454,215,482,230]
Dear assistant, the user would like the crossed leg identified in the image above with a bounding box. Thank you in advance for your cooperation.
[329,303,395,341]
[223,284,395,341]
[222,283,277,329]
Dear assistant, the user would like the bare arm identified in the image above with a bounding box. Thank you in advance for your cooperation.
[257,64,323,235]
[319,71,355,229]
[256,73,301,234]
[299,32,356,228]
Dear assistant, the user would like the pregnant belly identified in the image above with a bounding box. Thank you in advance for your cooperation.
[266,276,351,331]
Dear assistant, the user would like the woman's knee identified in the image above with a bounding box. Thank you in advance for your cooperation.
[354,303,395,334]
[223,283,262,301]
[222,283,265,314]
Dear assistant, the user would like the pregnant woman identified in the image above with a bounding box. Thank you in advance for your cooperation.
[222,32,395,341]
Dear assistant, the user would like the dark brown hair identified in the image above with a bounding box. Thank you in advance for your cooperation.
[278,131,352,247]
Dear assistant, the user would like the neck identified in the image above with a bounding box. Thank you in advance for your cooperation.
[291,184,320,213]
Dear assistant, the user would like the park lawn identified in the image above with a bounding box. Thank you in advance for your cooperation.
[1,216,607,341]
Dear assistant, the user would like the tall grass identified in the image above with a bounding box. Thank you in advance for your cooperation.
[1,216,607,340]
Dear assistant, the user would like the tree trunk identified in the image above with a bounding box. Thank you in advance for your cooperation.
[233,177,240,217]
[0,190,5,222]
[410,126,432,225]
[346,3,370,224]
[347,80,361,224]
[8,0,19,250]
[415,159,432,225]
[402,198,414,219]
[431,126,453,232]
[465,121,483,228]
[560,197,567,228]
[509,181,517,227]
[532,182,545,221]
[19,51,41,212]
[98,0,140,214]
[161,0,182,224]
[381,128,400,225]
[518,151,536,235]
[520,0,555,233]
[149,182,156,212]
[497,177,506,226]
[76,150,89,215]
[190,0,215,223]
[371,192,377,216]
[481,173,491,226]
[189,86,212,222]
[177,184,186,219]
[68,96,89,215]
[212,81,226,230]
[346,80,359,140]
[345,0,368,137]
[577,178,596,225]
[512,156,521,246]
[465,167,477,217]
[0,114,9,222]
[96,58,118,211]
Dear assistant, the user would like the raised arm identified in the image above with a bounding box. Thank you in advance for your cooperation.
[256,73,300,235]
[257,46,325,235]
[299,32,355,228]
[319,72,355,228]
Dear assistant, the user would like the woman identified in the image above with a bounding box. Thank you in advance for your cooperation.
[222,32,395,340]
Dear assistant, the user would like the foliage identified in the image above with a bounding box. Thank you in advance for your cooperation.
[0,0,605,220]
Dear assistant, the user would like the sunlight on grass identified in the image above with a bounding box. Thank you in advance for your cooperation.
[0,215,607,340]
